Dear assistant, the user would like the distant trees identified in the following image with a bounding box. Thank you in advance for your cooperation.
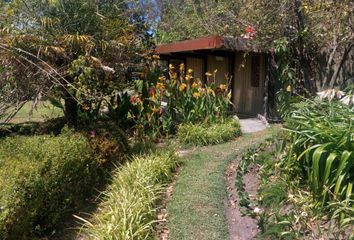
[155,0,354,92]
[0,0,151,125]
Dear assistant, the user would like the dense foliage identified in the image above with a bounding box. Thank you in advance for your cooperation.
[82,150,178,240]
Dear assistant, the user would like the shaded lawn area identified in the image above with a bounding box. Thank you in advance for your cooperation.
[2,101,63,123]
[168,126,280,240]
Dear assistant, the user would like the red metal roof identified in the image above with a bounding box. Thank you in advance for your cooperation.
[155,36,225,54]
[155,36,263,54]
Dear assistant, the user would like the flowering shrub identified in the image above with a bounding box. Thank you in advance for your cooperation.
[128,62,232,138]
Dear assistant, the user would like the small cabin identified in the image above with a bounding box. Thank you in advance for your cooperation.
[155,36,269,117]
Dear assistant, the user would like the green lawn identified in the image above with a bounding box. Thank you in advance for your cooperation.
[168,127,280,240]
[3,101,63,123]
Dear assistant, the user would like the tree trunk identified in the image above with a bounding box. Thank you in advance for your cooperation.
[63,90,78,128]
[264,53,281,122]
[329,44,353,88]
[294,0,316,94]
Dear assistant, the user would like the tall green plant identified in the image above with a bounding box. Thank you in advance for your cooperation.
[128,62,232,139]
[283,99,353,206]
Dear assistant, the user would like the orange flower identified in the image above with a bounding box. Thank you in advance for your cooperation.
[205,72,213,77]
[179,83,187,92]
[193,92,200,98]
[152,106,159,113]
[156,82,165,91]
[192,82,199,89]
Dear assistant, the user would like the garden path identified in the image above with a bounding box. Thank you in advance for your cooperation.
[238,118,267,133]
[165,127,279,240]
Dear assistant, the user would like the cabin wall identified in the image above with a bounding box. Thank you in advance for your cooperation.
[206,56,230,85]
[232,53,265,115]
[186,57,204,80]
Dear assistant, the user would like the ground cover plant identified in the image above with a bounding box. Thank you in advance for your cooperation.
[82,150,178,240]
[177,117,241,146]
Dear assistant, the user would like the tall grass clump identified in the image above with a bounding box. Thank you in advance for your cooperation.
[177,117,241,146]
[283,97,353,219]
[82,151,178,240]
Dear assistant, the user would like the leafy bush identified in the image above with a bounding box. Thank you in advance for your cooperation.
[82,151,178,240]
[0,132,105,238]
[177,117,241,146]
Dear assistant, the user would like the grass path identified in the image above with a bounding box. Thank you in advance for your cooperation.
[167,127,279,240]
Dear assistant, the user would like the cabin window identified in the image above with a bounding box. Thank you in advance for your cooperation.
[251,56,260,87]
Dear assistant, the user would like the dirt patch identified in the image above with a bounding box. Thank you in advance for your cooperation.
[224,158,260,240]
[243,164,260,203]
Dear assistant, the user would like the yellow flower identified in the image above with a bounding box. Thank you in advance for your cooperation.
[192,82,199,89]
[286,85,292,92]
[219,84,227,91]
[193,92,200,98]
[179,63,185,71]
[179,83,187,92]
[82,105,90,111]
[169,64,175,70]
[152,54,160,59]
[185,75,193,81]
[158,76,166,82]
[205,72,213,77]
[207,87,214,94]
[170,72,178,80]
[187,68,193,74]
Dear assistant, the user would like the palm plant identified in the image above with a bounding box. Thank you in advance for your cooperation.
[0,0,148,126]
